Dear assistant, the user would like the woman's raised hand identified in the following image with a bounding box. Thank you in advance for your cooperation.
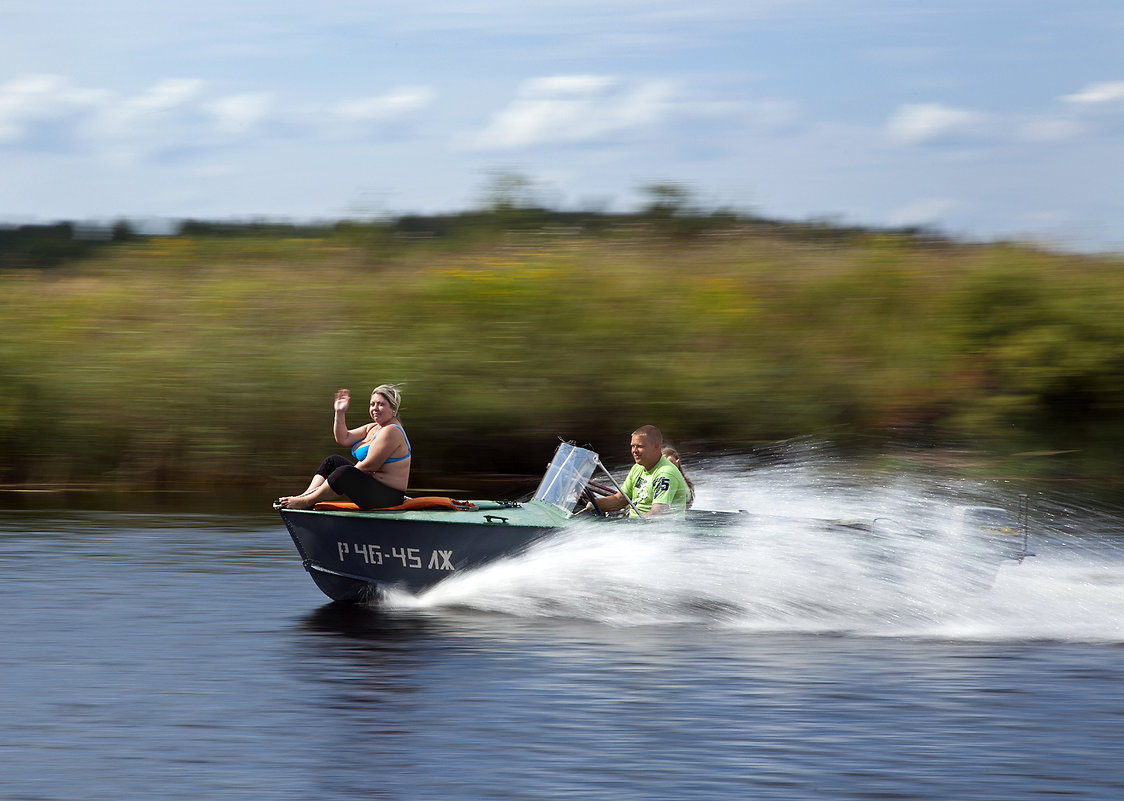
[334,388,351,413]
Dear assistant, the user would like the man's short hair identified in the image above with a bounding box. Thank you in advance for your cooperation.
[632,425,663,446]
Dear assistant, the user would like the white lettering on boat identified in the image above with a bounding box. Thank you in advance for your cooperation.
[392,546,423,569]
[359,543,383,565]
[335,542,455,571]
[428,549,454,570]
[336,541,384,565]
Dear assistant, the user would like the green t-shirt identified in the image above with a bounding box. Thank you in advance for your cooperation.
[622,456,689,518]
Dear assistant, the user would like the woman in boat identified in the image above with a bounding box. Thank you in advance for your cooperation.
[662,446,695,509]
[277,385,411,510]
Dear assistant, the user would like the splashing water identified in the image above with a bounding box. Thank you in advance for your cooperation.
[385,452,1124,643]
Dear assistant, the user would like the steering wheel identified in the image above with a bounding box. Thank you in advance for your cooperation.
[580,486,605,517]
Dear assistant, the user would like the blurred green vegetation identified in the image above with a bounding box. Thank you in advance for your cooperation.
[2,208,1124,494]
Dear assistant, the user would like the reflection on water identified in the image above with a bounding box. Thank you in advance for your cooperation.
[303,600,430,640]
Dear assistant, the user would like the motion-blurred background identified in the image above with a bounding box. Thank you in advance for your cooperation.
[3,3,1122,498]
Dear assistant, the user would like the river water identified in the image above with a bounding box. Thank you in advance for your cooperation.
[2,456,1123,800]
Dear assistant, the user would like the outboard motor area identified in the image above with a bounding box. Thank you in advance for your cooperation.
[954,500,1030,562]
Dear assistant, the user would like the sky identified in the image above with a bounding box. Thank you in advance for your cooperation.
[1,0,1122,252]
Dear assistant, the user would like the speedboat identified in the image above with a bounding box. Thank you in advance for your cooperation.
[277,442,1031,603]
[277,442,742,602]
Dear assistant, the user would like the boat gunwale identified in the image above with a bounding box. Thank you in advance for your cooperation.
[279,498,573,527]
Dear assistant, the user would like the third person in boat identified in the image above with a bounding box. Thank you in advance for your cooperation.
[662,445,695,509]
[588,425,689,518]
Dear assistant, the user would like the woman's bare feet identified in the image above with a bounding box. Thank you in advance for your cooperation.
[277,493,317,510]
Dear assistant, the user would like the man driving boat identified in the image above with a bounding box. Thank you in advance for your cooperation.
[588,425,689,518]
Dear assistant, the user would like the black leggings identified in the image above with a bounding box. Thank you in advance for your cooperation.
[316,454,405,509]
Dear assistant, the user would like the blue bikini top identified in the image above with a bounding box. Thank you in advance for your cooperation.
[351,424,411,464]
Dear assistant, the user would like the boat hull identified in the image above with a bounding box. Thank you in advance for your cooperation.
[279,501,566,601]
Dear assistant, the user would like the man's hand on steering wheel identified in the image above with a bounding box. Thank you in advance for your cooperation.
[580,486,604,516]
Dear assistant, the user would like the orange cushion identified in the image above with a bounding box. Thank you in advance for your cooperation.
[313,496,477,512]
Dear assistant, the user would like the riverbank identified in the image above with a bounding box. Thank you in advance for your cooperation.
[3,215,1123,491]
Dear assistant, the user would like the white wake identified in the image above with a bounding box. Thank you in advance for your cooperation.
[384,451,1124,643]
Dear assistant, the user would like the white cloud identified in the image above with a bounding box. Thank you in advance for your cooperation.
[0,73,435,159]
[332,87,434,121]
[1062,81,1124,105]
[322,86,435,141]
[885,102,987,145]
[92,79,209,146]
[132,79,206,112]
[472,74,676,149]
[522,75,616,95]
[204,93,275,135]
[0,73,105,144]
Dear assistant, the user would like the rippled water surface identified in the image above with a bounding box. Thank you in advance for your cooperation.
[3,458,1124,800]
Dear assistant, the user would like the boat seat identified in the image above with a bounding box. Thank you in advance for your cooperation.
[313,497,477,512]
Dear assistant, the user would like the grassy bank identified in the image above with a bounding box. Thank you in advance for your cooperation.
[2,217,1123,493]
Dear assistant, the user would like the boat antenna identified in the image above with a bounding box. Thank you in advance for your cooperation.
[1017,494,1031,561]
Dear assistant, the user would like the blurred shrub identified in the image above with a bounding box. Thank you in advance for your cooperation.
[1,221,1123,491]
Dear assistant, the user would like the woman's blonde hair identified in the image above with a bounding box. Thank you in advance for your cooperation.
[371,384,403,416]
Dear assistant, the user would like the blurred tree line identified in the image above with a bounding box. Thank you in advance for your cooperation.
[1,188,1122,496]
[0,221,138,269]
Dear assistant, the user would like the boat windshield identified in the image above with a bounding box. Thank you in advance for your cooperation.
[533,442,599,513]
